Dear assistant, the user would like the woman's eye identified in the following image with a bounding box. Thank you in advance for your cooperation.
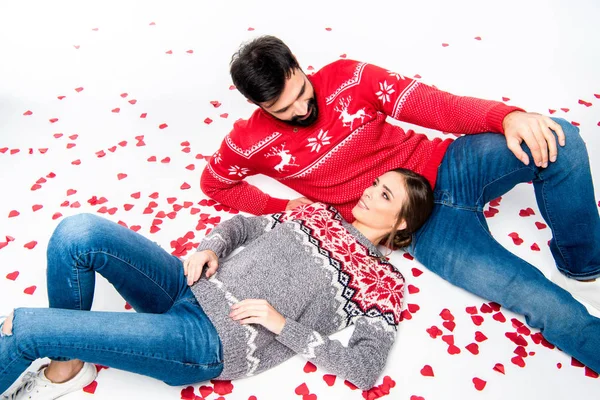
[372,181,377,186]
[383,193,389,200]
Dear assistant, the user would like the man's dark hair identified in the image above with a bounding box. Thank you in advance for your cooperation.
[230,35,300,105]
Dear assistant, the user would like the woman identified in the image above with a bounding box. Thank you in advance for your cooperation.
[1,168,433,399]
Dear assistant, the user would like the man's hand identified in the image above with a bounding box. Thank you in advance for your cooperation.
[230,299,286,335]
[503,111,565,168]
[285,196,314,211]
[183,250,219,286]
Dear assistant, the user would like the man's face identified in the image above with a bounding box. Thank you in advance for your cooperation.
[259,69,319,127]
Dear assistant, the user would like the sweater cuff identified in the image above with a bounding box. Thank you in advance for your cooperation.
[196,235,228,258]
[263,197,290,215]
[276,318,314,355]
[486,104,525,134]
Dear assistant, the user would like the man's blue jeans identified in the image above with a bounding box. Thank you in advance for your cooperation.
[0,214,223,394]
[411,118,600,372]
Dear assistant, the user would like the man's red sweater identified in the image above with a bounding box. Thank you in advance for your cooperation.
[201,59,522,221]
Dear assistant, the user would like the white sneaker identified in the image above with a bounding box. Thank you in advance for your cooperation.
[552,271,600,317]
[2,362,97,400]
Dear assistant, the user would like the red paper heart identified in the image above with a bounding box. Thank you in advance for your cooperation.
[220,113,229,118]
[204,118,213,125]
[8,210,20,218]
[411,268,423,277]
[49,118,59,123]
[181,182,191,190]
[475,331,488,342]
[117,173,127,180]
[147,156,157,162]
[199,385,213,398]
[426,325,442,338]
[131,192,141,199]
[6,271,19,280]
[535,221,547,230]
[159,123,168,129]
[71,159,81,165]
[111,108,120,113]
[471,315,484,325]
[57,95,66,100]
[323,374,336,386]
[420,365,434,377]
[303,361,317,373]
[407,284,419,294]
[447,344,461,355]
[150,225,161,234]
[585,366,599,378]
[165,50,172,54]
[511,355,526,367]
[130,225,141,232]
[578,99,592,107]
[407,303,420,313]
[410,396,425,400]
[465,343,479,355]
[24,241,38,249]
[492,312,506,322]
[571,357,585,368]
[52,212,63,220]
[441,43,449,47]
[502,97,510,102]
[295,383,309,396]
[549,109,556,114]
[80,380,97,394]
[531,243,540,251]
[75,87,84,92]
[129,99,137,105]
[480,303,493,313]
[161,157,171,163]
[441,335,454,345]
[23,110,33,116]
[560,107,569,113]
[493,363,505,374]
[24,285,37,295]
[439,309,454,321]
[442,321,455,332]
[140,113,147,118]
[472,377,486,391]
[186,49,194,54]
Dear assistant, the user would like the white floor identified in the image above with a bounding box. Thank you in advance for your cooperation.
[1,1,599,399]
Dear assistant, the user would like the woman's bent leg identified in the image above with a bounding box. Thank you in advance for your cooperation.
[47,213,190,313]
[0,297,222,394]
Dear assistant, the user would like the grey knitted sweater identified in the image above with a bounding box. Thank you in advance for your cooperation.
[191,203,405,390]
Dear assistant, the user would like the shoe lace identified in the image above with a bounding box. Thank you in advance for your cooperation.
[4,371,40,400]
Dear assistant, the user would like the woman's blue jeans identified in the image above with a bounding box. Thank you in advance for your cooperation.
[411,118,600,372]
[0,214,223,393]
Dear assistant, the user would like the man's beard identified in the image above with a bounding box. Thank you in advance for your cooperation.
[286,97,319,127]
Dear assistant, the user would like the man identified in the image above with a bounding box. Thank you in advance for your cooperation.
[201,35,600,372]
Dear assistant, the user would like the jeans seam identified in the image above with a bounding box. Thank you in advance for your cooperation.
[74,250,176,304]
[477,165,533,209]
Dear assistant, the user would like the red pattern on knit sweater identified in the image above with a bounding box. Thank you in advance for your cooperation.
[201,59,523,220]
[282,203,404,326]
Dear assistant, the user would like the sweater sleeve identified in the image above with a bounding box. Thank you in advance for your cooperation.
[276,316,395,390]
[200,137,289,216]
[359,63,524,134]
[196,214,271,258]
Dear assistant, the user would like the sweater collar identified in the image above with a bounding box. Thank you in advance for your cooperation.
[340,219,385,259]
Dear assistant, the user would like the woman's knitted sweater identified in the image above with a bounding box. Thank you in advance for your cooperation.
[191,203,404,389]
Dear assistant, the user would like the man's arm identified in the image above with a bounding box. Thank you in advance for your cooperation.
[361,63,563,166]
[200,142,313,215]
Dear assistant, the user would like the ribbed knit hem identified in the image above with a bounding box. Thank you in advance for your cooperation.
[276,318,312,355]
[486,104,525,134]
[196,236,228,258]
[263,197,290,215]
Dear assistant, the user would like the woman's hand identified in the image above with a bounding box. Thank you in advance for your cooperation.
[230,299,286,335]
[183,250,219,285]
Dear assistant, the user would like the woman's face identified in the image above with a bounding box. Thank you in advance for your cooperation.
[351,171,408,232]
